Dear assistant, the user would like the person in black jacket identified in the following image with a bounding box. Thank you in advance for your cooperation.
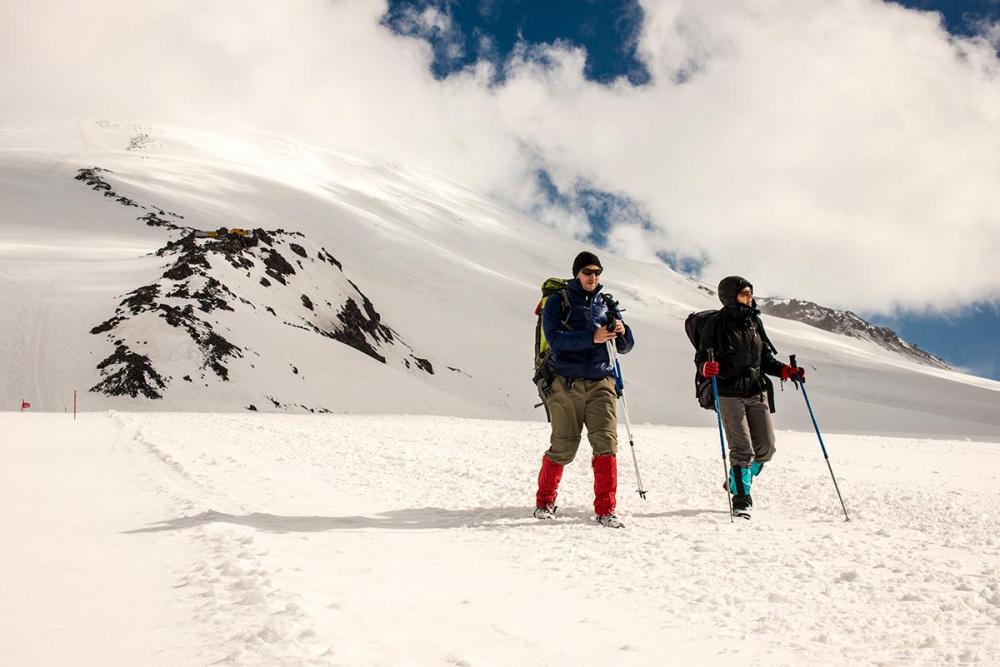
[695,276,803,518]
[533,251,635,528]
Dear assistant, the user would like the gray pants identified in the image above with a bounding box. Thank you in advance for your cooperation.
[718,393,775,467]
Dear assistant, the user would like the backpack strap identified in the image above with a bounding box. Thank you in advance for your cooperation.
[705,309,725,355]
[755,314,778,355]
[558,289,573,331]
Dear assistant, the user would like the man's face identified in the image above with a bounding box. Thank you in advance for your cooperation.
[736,286,753,306]
[577,264,602,292]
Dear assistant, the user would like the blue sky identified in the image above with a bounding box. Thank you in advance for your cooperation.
[868,305,1000,380]
[384,1,1000,80]
[383,0,650,85]
[383,0,1000,380]
[890,1,1000,35]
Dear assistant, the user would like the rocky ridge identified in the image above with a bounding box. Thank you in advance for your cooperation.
[78,167,437,407]
[755,297,950,370]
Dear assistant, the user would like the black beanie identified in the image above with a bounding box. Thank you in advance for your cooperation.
[572,251,603,276]
[718,275,753,307]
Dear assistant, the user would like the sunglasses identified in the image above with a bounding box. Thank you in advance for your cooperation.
[738,287,752,295]
[580,267,603,277]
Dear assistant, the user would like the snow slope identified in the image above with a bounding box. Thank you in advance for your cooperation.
[2,412,998,665]
[1,120,998,439]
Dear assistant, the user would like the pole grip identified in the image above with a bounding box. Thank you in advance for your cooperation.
[789,354,802,387]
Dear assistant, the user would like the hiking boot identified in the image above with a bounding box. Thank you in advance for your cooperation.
[732,494,752,520]
[596,513,624,528]
[533,503,557,520]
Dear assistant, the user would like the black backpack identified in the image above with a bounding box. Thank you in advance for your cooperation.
[685,309,780,412]
[684,310,721,410]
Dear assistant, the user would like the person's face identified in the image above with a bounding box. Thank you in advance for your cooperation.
[577,265,602,292]
[736,286,753,306]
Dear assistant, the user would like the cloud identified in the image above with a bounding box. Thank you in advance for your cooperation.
[382,3,466,72]
[2,0,1000,313]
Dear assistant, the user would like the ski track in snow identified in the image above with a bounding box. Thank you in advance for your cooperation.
[52,412,998,665]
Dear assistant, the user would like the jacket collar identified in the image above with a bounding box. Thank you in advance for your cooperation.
[723,302,759,323]
[569,278,604,299]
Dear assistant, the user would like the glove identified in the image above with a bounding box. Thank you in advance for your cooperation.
[701,361,720,378]
[781,365,805,382]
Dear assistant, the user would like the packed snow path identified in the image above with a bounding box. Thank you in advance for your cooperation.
[2,413,998,665]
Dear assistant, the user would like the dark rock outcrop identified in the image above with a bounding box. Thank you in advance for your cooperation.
[91,343,168,399]
[81,166,439,405]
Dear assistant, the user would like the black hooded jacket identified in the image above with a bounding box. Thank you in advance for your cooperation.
[694,276,784,401]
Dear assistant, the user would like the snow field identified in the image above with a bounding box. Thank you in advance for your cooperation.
[3,412,998,665]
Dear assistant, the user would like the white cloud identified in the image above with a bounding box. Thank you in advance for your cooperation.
[388,4,465,63]
[2,0,1000,312]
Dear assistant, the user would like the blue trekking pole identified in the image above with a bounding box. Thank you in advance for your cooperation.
[708,349,734,522]
[790,355,850,522]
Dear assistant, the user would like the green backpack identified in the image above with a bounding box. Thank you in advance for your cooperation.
[532,278,572,419]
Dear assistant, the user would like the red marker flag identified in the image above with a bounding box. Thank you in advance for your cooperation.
[21,400,31,410]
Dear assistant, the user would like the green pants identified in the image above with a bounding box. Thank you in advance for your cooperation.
[544,375,618,465]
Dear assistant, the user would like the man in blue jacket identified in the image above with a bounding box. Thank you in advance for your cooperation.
[533,251,636,528]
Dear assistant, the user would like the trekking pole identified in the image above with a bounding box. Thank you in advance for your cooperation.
[790,355,850,521]
[605,336,647,500]
[708,349,734,522]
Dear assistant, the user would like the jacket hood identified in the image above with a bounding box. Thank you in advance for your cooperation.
[718,275,753,307]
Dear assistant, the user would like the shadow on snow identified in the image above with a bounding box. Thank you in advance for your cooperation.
[123,506,611,533]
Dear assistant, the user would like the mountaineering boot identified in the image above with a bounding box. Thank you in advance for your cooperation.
[535,456,564,518]
[592,454,618,517]
[596,513,624,528]
[533,503,557,519]
[732,494,752,520]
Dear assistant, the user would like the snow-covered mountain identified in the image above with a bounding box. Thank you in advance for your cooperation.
[755,297,949,370]
[1,120,998,438]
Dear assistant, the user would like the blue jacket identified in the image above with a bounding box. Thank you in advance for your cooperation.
[543,279,635,380]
